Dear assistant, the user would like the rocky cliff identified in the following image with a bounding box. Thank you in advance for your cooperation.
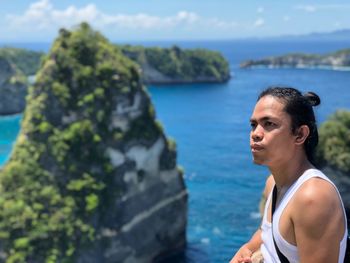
[0,45,230,115]
[120,45,231,84]
[0,47,44,76]
[0,23,187,263]
[240,49,350,69]
[0,57,27,115]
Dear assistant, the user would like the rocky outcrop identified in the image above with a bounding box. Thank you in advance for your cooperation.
[240,49,350,69]
[0,57,27,115]
[0,23,187,263]
[0,47,44,76]
[0,45,230,115]
[140,61,227,84]
[120,45,231,84]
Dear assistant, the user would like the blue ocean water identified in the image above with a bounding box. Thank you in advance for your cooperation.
[0,114,21,164]
[1,40,350,262]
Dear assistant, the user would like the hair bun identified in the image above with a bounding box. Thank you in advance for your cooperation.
[304,92,320,106]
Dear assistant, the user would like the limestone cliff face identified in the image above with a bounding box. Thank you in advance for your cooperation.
[0,57,27,115]
[0,23,187,263]
[120,45,231,84]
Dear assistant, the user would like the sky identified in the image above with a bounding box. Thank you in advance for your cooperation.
[1,0,350,42]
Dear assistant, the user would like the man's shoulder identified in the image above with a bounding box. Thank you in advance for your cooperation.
[291,175,342,226]
[290,171,346,244]
[294,175,339,208]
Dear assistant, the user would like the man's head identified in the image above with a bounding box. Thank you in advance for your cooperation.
[250,87,320,166]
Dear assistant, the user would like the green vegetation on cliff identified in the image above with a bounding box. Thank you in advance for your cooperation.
[317,110,350,173]
[333,48,350,56]
[0,23,167,262]
[1,44,230,85]
[120,44,230,83]
[0,47,44,76]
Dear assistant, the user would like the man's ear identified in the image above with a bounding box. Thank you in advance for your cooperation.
[295,125,310,145]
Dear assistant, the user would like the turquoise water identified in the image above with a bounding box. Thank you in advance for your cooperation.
[0,114,21,164]
[1,40,350,262]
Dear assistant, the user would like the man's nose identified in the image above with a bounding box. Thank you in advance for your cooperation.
[251,126,263,141]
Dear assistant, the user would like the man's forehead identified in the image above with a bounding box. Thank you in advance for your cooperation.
[251,96,286,120]
[256,96,285,110]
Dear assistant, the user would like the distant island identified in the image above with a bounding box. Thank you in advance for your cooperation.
[0,45,230,115]
[240,48,350,70]
[242,28,350,42]
[120,45,230,84]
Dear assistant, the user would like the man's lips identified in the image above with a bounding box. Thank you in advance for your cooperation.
[251,144,264,152]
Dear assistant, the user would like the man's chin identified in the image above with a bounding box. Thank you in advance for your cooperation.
[252,157,264,165]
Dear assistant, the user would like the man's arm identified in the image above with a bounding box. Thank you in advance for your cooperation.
[229,229,262,263]
[230,175,274,263]
[259,175,275,215]
[293,178,346,263]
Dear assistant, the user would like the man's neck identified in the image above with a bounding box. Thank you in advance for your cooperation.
[269,154,313,191]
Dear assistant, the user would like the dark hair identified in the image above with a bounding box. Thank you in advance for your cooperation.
[258,86,320,165]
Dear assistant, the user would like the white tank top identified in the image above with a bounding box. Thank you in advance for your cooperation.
[261,169,348,263]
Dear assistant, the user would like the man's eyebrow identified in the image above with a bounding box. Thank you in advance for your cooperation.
[250,116,277,122]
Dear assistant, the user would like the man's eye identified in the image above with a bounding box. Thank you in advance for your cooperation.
[265,121,275,127]
[250,122,257,129]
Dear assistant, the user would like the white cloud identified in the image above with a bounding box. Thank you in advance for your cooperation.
[206,18,238,29]
[6,0,54,29]
[283,16,290,22]
[30,0,52,11]
[253,18,265,27]
[257,7,264,14]
[295,4,350,13]
[51,4,99,26]
[5,0,237,34]
[318,4,350,9]
[97,11,200,29]
[334,21,342,28]
[295,5,317,13]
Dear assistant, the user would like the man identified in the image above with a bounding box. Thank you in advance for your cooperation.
[230,87,347,263]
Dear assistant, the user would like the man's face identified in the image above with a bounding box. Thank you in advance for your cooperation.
[249,95,297,166]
